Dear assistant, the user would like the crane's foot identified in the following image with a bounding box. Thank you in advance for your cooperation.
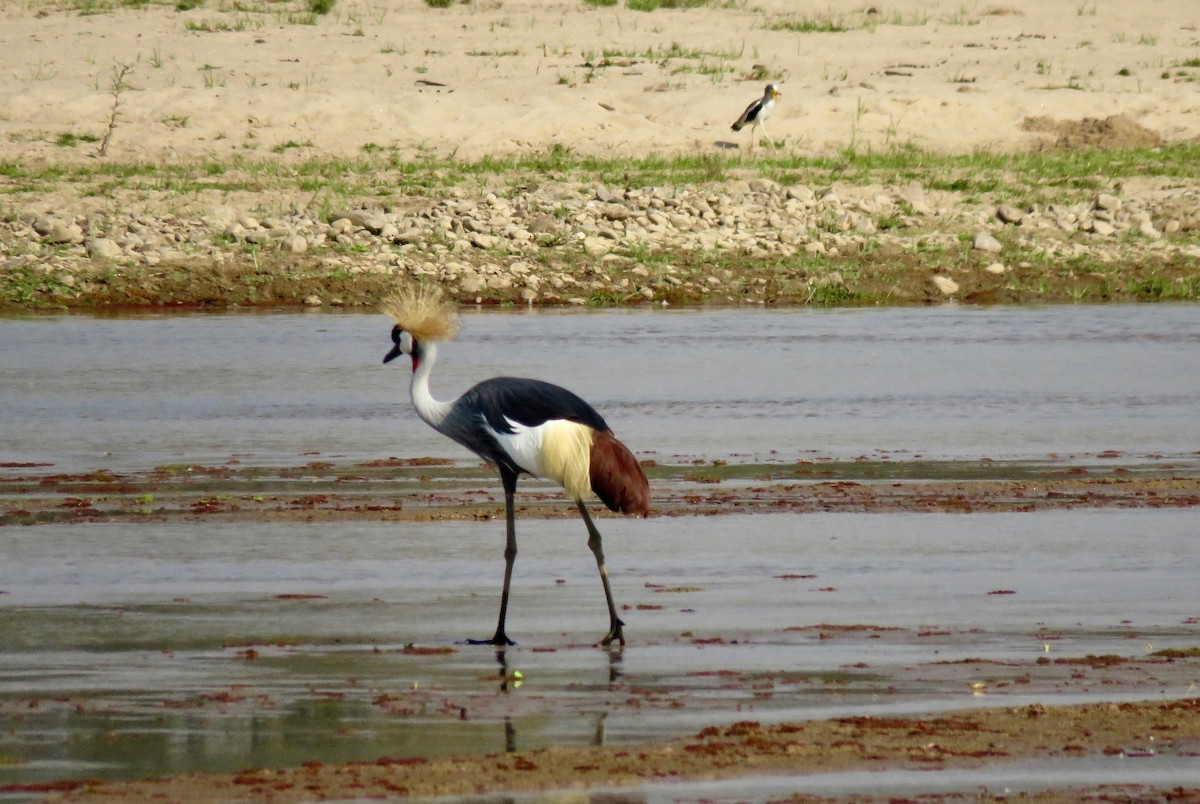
[597,618,626,648]
[467,631,514,647]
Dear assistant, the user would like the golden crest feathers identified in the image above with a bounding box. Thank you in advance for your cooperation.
[380,284,460,342]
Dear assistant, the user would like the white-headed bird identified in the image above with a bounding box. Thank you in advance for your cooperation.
[382,285,650,648]
[731,83,781,150]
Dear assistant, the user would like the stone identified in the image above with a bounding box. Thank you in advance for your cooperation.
[582,237,610,256]
[87,237,122,259]
[601,204,631,221]
[528,214,559,235]
[38,219,84,244]
[1095,193,1121,212]
[202,205,239,229]
[303,294,322,306]
[280,234,307,253]
[786,185,816,203]
[996,204,1025,224]
[972,232,1003,253]
[932,275,960,296]
[984,262,1007,275]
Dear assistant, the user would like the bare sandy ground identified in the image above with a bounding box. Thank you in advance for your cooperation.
[2,0,1199,167]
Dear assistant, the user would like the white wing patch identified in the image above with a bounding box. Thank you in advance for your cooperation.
[488,417,544,478]
[488,417,594,500]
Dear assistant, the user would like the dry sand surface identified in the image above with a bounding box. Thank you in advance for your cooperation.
[2,0,1199,163]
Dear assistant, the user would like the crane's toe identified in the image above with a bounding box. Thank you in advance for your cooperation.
[597,618,626,648]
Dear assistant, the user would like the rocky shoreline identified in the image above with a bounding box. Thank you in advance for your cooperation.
[5,168,1200,311]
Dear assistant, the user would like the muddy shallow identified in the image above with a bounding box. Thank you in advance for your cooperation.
[1,306,1199,801]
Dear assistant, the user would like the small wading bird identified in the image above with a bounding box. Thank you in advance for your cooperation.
[731,83,781,150]
[382,285,650,647]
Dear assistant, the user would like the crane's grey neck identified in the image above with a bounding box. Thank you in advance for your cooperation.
[409,340,454,428]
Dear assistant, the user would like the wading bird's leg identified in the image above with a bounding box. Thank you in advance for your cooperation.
[471,472,518,646]
[577,500,625,648]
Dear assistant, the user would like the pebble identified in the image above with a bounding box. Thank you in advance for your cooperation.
[5,181,1198,305]
[87,238,122,259]
[996,205,1025,225]
[973,232,1003,253]
[932,275,960,296]
[280,235,308,254]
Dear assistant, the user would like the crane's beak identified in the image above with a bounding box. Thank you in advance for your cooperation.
[383,343,403,364]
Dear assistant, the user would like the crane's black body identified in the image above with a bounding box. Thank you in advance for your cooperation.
[438,376,609,479]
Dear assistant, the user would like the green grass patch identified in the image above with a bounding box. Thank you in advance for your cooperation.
[5,143,1200,205]
[770,14,850,33]
[626,0,712,10]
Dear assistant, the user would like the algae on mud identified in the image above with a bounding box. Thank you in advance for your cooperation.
[3,455,1199,527]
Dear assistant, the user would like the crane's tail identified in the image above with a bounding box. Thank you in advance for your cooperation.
[589,430,650,517]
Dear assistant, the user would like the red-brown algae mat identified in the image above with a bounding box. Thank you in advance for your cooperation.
[18,699,1200,802]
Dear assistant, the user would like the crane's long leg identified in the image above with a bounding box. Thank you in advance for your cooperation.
[577,500,625,647]
[471,472,518,647]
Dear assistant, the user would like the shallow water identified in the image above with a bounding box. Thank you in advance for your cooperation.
[1,509,1197,788]
[1,305,1199,795]
[2,304,1199,470]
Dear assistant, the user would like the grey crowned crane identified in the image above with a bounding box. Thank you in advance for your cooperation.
[731,83,781,150]
[381,285,650,648]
